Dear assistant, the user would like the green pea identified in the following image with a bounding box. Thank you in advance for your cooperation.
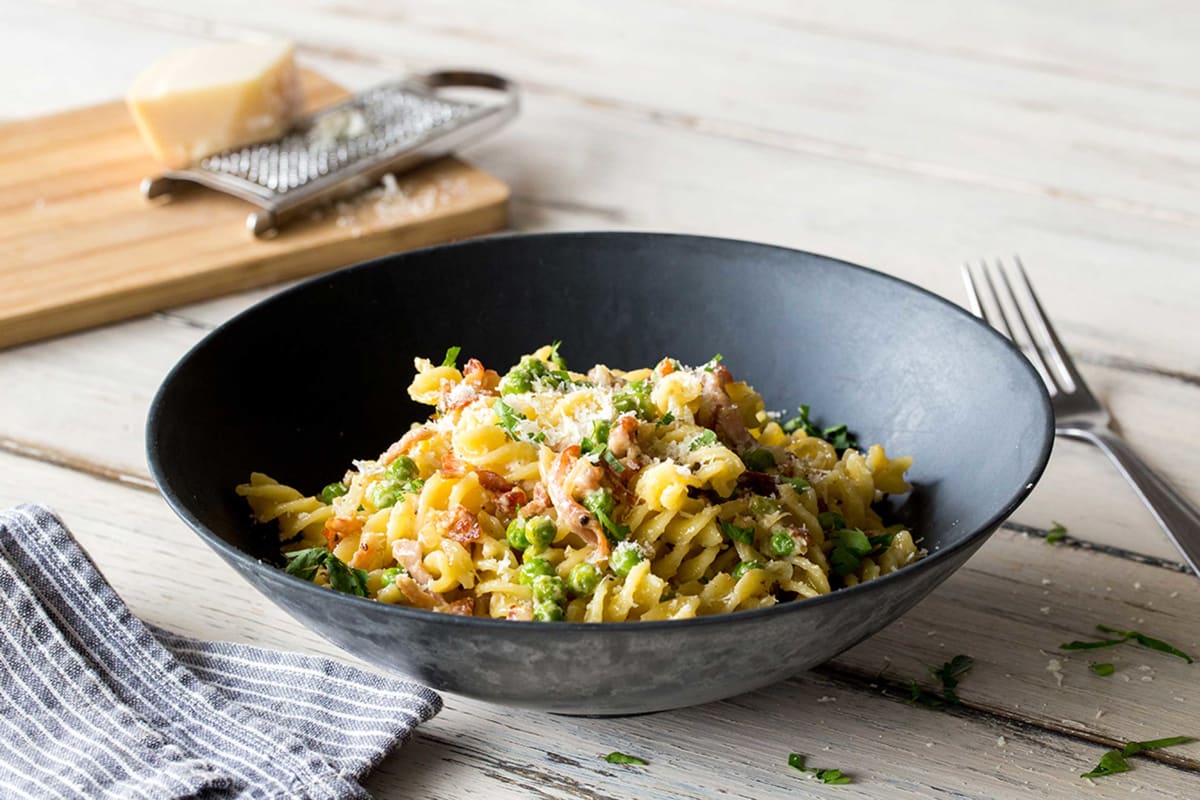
[613,380,655,419]
[610,543,643,578]
[749,495,778,516]
[533,600,565,622]
[525,516,557,552]
[499,368,533,395]
[386,455,418,482]
[742,447,776,471]
[583,488,615,518]
[518,557,555,585]
[380,566,406,586]
[506,517,530,551]
[567,562,602,596]
[369,481,404,509]
[532,574,567,605]
[732,560,764,580]
[768,528,796,558]
[319,481,349,505]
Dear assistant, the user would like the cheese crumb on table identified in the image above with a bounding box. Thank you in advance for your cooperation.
[126,39,302,168]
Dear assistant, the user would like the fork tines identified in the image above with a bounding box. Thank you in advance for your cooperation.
[961,257,1084,398]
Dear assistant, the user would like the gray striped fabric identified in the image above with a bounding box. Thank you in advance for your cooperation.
[0,504,442,799]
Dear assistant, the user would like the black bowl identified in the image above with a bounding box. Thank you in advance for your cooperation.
[147,232,1053,714]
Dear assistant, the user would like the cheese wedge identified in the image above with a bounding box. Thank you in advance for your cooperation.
[127,40,302,168]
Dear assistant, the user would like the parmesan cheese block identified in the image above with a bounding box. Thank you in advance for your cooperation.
[126,40,302,168]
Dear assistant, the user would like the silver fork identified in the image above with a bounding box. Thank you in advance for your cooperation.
[963,257,1200,575]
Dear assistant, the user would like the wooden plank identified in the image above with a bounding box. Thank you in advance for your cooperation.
[1,450,1196,798]
[27,0,1200,379]
[77,0,1200,225]
[694,0,1200,93]
[0,67,510,350]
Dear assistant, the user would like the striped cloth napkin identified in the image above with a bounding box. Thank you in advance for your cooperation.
[0,504,441,799]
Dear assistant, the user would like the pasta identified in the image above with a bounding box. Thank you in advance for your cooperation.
[237,345,922,622]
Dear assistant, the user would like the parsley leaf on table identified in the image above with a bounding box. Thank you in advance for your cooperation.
[788,753,852,784]
[1045,520,1067,544]
[1089,662,1115,676]
[1061,625,1194,664]
[1081,736,1196,779]
[604,751,648,765]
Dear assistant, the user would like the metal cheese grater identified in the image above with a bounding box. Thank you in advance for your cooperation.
[141,71,518,236]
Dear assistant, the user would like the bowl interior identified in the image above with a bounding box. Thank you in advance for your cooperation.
[149,232,1051,600]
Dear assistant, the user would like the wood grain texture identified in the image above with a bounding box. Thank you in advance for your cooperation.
[3,2,1200,797]
[0,68,509,349]
[2,449,1196,799]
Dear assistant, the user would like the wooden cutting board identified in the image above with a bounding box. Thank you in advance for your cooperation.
[0,70,510,350]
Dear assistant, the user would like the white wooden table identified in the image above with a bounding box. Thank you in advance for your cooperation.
[3,2,1199,797]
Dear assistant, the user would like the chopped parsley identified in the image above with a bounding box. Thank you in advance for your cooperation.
[907,682,945,708]
[781,405,821,437]
[1046,520,1067,544]
[1082,749,1130,779]
[780,405,858,452]
[690,429,718,450]
[613,379,657,421]
[822,424,858,453]
[788,753,852,785]
[1060,625,1194,664]
[719,519,755,545]
[781,476,810,493]
[817,511,846,531]
[657,411,675,426]
[493,399,545,444]
[931,654,973,705]
[702,353,724,372]
[1089,662,1115,677]
[583,489,629,542]
[908,655,973,708]
[547,340,568,370]
[284,548,368,597]
[441,345,461,369]
[1081,736,1196,779]
[494,398,524,440]
[604,751,648,766]
[580,420,611,460]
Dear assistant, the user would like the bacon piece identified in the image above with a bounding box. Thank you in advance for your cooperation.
[444,598,475,616]
[519,483,551,518]
[608,413,640,460]
[737,471,779,497]
[322,516,363,549]
[586,364,623,388]
[462,358,501,393]
[495,487,527,516]
[698,365,755,452]
[394,575,439,609]
[392,539,435,587]
[791,525,812,549]
[446,506,483,544]
[440,453,468,478]
[547,445,611,562]
[476,468,512,493]
[382,428,434,465]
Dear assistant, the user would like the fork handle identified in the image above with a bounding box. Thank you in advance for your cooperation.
[1062,427,1200,575]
